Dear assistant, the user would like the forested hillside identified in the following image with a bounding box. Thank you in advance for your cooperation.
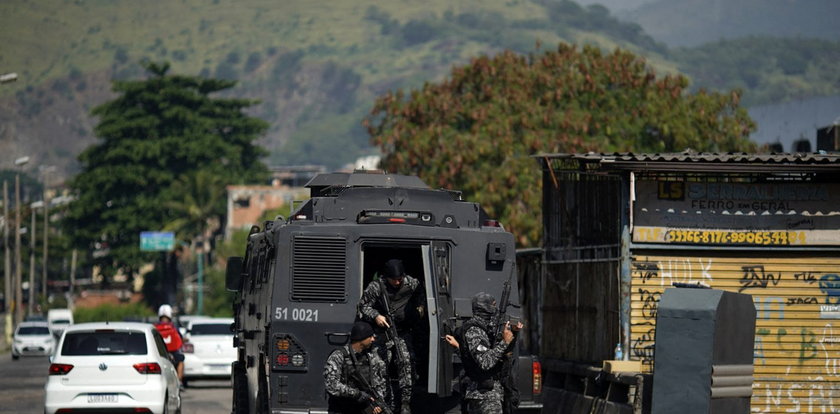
[0,0,838,181]
[673,37,840,107]
[619,0,840,47]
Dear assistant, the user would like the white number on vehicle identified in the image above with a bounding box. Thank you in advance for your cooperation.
[274,307,319,322]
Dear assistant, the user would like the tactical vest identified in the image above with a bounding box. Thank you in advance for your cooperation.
[458,318,504,389]
[384,282,413,327]
[327,346,375,414]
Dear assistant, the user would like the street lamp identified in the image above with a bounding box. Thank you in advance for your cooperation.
[13,156,29,325]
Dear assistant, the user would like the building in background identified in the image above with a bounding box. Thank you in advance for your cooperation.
[225,165,325,237]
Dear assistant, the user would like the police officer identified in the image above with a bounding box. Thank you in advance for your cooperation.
[324,321,388,414]
[358,258,424,414]
[460,292,522,414]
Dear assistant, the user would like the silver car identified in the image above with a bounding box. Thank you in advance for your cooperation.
[44,322,181,414]
[12,321,54,359]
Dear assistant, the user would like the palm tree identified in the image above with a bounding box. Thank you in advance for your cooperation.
[163,169,228,313]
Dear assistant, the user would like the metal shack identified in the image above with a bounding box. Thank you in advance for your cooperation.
[535,152,840,413]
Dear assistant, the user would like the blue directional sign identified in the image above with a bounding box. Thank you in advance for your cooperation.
[140,231,175,251]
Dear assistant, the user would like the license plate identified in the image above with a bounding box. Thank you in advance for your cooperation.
[87,394,118,403]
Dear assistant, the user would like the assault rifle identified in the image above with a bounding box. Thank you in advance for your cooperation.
[378,278,409,369]
[492,263,516,343]
[347,348,394,414]
[493,262,521,413]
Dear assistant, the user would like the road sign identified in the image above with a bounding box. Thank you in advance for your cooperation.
[140,231,175,251]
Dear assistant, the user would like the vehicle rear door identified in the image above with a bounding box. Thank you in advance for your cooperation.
[422,241,454,396]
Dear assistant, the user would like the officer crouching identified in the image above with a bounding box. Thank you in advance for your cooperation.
[324,321,390,414]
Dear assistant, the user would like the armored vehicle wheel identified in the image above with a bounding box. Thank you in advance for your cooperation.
[256,356,270,414]
[232,361,249,414]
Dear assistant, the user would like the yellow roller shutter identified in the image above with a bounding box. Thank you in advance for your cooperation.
[630,254,840,414]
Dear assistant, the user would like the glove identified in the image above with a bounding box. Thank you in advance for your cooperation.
[357,391,373,404]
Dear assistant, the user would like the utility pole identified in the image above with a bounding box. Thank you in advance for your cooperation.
[28,203,36,315]
[69,249,77,308]
[2,73,18,344]
[197,250,204,315]
[42,168,51,302]
[3,180,9,314]
[13,156,29,326]
[14,170,21,325]
[3,180,10,346]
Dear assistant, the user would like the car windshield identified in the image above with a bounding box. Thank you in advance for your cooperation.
[18,326,50,335]
[61,331,148,355]
[191,323,231,335]
[51,319,71,325]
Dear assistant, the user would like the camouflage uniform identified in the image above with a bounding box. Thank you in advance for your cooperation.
[358,275,423,414]
[324,344,388,414]
[461,293,509,414]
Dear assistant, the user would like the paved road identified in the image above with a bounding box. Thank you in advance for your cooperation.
[0,352,232,414]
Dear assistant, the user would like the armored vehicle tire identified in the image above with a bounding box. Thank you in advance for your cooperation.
[232,361,249,414]
[256,357,269,414]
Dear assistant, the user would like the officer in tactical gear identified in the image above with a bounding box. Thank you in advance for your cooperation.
[324,321,389,414]
[460,292,522,414]
[358,259,425,414]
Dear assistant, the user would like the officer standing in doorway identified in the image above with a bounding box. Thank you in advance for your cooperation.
[460,292,522,414]
[358,258,424,414]
[324,321,389,414]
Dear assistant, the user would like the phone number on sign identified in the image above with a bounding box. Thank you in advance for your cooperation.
[664,230,806,245]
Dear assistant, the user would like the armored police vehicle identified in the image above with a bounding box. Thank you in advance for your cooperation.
[226,171,541,414]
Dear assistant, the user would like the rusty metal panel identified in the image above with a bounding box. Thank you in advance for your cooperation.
[541,166,622,263]
[541,261,620,363]
[630,253,840,413]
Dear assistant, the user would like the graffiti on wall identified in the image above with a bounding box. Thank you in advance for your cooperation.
[631,256,840,413]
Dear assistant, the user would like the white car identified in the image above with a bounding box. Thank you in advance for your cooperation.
[44,322,181,414]
[47,308,74,338]
[182,317,235,386]
[11,321,55,359]
[175,314,208,337]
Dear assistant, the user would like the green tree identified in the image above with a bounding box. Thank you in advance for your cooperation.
[366,44,756,247]
[64,60,269,284]
[163,169,227,247]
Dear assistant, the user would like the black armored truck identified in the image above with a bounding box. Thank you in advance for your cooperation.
[226,171,542,413]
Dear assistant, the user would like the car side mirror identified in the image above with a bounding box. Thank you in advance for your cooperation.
[226,256,244,291]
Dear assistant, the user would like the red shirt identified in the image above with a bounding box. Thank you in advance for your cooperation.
[154,321,183,352]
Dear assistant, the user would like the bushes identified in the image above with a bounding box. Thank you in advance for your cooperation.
[73,302,155,324]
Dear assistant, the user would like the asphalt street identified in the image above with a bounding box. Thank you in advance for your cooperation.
[0,352,232,414]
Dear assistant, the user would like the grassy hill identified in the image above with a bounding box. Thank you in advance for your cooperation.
[0,0,838,181]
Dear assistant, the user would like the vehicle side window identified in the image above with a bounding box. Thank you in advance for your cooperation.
[152,329,169,357]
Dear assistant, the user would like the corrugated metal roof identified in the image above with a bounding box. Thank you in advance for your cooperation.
[537,151,840,172]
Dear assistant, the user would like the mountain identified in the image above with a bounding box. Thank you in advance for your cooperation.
[617,0,840,47]
[0,0,838,184]
[0,0,666,181]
